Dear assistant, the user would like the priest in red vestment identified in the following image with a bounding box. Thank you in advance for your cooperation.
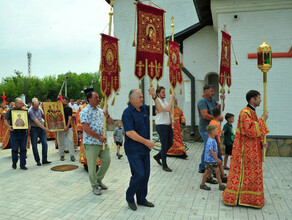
[222,90,269,208]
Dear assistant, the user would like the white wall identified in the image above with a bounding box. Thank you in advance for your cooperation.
[111,0,198,122]
[212,0,292,136]
[183,26,219,126]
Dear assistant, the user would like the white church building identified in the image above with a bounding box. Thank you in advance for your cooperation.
[105,0,292,156]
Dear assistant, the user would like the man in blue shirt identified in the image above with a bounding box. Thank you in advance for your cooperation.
[80,91,114,196]
[197,85,224,174]
[122,87,162,211]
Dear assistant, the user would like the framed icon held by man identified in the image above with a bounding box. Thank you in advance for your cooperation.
[42,102,66,132]
[11,110,29,129]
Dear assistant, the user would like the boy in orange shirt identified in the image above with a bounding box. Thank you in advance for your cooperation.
[209,108,227,183]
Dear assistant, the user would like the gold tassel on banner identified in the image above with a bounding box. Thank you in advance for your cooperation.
[170,88,172,94]
[132,40,136,47]
[157,82,160,90]
[220,87,222,94]
[167,58,170,66]
[223,88,225,94]
[139,81,142,89]
[228,88,230,94]
[180,62,184,68]
[179,87,182,95]
[111,96,115,106]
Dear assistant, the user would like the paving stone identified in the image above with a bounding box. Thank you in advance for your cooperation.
[0,131,292,219]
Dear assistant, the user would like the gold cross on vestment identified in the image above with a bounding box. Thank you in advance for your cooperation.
[113,76,118,86]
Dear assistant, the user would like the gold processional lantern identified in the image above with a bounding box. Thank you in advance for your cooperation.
[257,40,272,162]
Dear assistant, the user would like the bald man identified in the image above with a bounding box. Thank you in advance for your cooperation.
[4,98,30,170]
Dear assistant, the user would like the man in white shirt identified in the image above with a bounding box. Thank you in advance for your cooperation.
[153,86,175,172]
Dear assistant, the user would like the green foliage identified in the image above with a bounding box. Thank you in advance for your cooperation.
[0,70,102,103]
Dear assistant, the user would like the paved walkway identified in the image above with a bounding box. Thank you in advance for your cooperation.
[0,132,291,220]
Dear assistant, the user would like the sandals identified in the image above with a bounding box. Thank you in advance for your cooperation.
[206,178,218,184]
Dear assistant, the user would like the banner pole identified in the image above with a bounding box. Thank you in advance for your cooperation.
[171,16,175,127]
[150,79,153,142]
[262,71,267,162]
[102,0,114,150]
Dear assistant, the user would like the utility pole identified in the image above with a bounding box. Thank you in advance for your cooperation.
[27,52,32,77]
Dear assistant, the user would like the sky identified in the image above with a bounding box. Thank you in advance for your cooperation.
[0,0,110,80]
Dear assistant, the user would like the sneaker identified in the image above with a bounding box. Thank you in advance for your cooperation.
[92,188,102,195]
[118,154,123,159]
[219,185,226,191]
[70,156,75,162]
[200,184,211,191]
[60,156,65,161]
[98,182,108,190]
[20,166,28,170]
[12,163,17,169]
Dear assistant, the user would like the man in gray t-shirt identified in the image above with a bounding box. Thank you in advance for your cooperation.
[197,85,224,173]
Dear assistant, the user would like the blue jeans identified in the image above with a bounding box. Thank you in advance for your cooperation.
[30,127,48,162]
[155,125,173,168]
[10,131,28,167]
[199,131,223,171]
[126,153,150,203]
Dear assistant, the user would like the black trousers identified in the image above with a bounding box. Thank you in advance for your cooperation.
[155,125,173,167]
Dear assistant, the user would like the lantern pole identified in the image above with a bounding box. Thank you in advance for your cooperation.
[102,0,114,150]
[257,39,272,162]
[170,16,175,127]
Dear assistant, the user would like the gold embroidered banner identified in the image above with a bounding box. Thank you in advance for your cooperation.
[168,40,183,89]
[134,3,165,85]
[100,34,120,98]
[219,31,231,93]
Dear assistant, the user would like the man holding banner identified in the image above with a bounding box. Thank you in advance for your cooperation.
[122,87,162,211]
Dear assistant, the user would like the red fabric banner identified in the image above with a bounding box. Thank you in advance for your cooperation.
[135,3,165,82]
[168,40,182,89]
[219,31,231,91]
[100,34,120,98]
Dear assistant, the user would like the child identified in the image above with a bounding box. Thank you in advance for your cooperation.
[222,113,235,170]
[113,120,125,159]
[209,108,227,183]
[200,124,226,191]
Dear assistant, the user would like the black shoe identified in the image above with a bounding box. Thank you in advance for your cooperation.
[221,177,227,183]
[37,161,41,166]
[20,166,28,170]
[127,202,137,211]
[137,201,154,207]
[163,167,172,172]
[12,163,17,169]
[42,161,51,164]
[199,169,205,173]
[118,154,123,159]
[153,156,162,166]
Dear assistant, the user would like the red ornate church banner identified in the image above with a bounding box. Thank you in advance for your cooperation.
[168,40,183,89]
[134,3,165,86]
[219,31,231,93]
[100,34,120,98]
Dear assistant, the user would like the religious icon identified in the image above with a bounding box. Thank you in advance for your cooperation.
[106,49,114,66]
[42,102,65,132]
[11,110,28,129]
[146,24,156,43]
[172,52,177,64]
